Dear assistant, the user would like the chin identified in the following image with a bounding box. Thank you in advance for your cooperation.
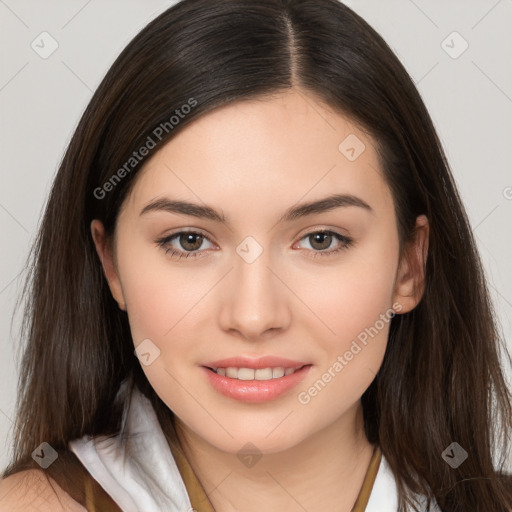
[200,425,309,456]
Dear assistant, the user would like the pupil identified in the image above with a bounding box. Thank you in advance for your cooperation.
[182,233,202,251]
[311,233,331,250]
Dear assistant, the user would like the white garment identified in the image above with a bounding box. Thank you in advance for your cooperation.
[69,384,439,512]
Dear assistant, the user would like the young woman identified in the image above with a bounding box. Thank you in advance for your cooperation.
[1,0,511,511]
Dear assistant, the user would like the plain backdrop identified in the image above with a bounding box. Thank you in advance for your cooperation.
[1,0,511,474]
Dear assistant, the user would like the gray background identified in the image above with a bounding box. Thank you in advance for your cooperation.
[1,0,511,473]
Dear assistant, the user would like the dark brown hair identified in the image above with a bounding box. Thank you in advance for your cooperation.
[3,0,512,510]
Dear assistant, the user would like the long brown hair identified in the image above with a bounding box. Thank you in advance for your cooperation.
[3,0,512,510]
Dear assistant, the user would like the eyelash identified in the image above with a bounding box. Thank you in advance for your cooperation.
[155,229,353,260]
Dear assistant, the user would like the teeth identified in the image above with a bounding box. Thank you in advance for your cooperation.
[255,368,273,380]
[226,367,238,378]
[272,367,285,378]
[238,368,254,380]
[216,366,300,380]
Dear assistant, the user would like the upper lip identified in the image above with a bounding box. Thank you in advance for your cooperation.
[203,356,309,370]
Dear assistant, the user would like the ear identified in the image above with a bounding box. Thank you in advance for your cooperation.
[90,219,126,311]
[392,214,429,314]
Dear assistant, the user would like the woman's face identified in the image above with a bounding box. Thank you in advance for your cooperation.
[92,89,427,454]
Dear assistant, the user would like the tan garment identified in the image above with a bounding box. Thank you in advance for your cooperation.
[351,444,382,511]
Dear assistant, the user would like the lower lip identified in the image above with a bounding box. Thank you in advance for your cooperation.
[202,365,312,403]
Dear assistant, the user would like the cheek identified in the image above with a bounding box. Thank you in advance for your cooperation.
[118,249,213,422]
[116,230,211,343]
[294,227,399,404]
[303,227,399,350]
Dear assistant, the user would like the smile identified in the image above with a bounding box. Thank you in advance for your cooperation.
[208,366,303,380]
[202,363,313,403]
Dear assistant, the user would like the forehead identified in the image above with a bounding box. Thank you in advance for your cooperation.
[122,89,393,222]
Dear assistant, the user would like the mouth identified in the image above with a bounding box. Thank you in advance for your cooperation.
[204,365,307,380]
[201,359,313,403]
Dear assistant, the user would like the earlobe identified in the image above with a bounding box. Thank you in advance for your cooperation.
[90,219,126,310]
[392,215,429,314]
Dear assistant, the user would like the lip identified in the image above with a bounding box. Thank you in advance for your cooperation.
[201,362,313,403]
[203,355,308,370]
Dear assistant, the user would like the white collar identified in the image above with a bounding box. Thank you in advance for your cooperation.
[69,383,437,512]
[69,383,192,512]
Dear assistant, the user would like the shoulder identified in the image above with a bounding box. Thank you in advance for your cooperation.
[0,469,87,512]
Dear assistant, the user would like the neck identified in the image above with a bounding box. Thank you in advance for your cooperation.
[174,401,375,512]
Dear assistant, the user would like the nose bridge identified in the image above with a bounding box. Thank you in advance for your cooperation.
[220,235,289,338]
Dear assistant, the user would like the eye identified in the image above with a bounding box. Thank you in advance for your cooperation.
[295,230,353,258]
[155,229,353,260]
[155,230,214,259]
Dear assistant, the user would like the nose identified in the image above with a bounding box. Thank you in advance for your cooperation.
[218,248,291,341]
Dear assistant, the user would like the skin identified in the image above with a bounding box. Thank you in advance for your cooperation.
[91,88,428,512]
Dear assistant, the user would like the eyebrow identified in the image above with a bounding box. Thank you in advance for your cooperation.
[139,193,373,225]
